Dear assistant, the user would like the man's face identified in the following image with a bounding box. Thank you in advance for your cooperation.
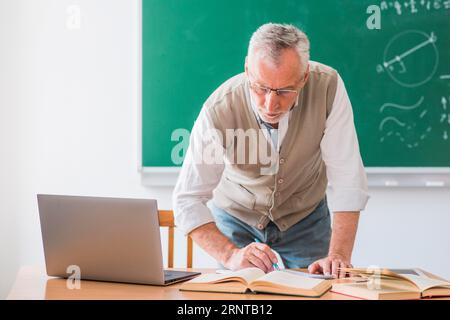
[245,48,308,125]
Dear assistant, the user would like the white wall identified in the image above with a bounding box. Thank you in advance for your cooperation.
[354,187,450,277]
[1,0,23,300]
[1,0,449,299]
[0,0,218,299]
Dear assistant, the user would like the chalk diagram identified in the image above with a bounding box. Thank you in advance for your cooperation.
[379,96,431,149]
[376,28,450,148]
[377,30,439,88]
[440,96,450,141]
[379,95,450,148]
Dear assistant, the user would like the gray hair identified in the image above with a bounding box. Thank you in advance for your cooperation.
[248,23,310,73]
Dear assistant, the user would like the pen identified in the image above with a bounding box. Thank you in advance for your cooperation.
[254,238,280,270]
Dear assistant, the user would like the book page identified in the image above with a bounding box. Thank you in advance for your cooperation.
[187,267,265,285]
[400,274,450,292]
[250,271,325,290]
[340,268,416,285]
[332,281,421,300]
[341,268,405,279]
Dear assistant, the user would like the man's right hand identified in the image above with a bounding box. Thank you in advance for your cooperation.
[189,223,278,273]
[223,242,278,273]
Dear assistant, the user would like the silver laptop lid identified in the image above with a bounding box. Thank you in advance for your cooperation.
[37,194,166,285]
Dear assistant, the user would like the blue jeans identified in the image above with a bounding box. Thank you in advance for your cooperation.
[209,197,331,268]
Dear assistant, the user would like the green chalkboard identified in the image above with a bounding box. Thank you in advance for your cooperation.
[142,0,450,168]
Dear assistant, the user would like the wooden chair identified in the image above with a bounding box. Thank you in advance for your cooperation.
[158,210,193,268]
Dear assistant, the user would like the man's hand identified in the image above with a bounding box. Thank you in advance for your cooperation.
[223,242,278,273]
[308,254,353,279]
[307,211,360,278]
[189,223,278,273]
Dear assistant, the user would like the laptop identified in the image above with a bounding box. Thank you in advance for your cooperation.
[37,194,200,285]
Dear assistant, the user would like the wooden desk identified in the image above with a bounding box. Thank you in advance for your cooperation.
[7,266,449,300]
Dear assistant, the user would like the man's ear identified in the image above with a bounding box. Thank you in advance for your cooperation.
[302,64,310,83]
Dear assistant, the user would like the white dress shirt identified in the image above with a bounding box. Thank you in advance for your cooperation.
[173,72,370,235]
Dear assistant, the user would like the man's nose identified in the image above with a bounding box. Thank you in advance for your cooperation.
[265,91,279,112]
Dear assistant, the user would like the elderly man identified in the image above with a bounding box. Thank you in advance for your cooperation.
[173,23,369,278]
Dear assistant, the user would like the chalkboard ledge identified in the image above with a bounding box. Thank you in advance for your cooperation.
[366,167,450,187]
[140,167,450,188]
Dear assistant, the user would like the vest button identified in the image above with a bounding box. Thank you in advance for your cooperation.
[275,192,281,197]
[257,223,264,230]
[278,178,284,184]
[279,158,285,164]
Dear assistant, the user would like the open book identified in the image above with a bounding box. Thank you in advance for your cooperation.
[179,268,331,297]
[332,267,450,300]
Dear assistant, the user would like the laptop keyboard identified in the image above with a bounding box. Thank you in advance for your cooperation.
[164,270,192,279]
[163,270,200,283]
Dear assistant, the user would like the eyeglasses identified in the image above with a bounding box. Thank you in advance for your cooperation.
[248,79,300,99]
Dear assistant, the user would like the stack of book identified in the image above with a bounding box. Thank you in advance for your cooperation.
[332,267,450,300]
[179,267,450,300]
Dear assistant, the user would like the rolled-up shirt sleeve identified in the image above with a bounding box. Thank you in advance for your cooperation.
[172,108,225,235]
[320,73,370,212]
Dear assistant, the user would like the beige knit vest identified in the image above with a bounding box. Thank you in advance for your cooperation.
[204,61,338,231]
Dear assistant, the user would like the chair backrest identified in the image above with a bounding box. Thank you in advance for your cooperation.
[158,210,193,268]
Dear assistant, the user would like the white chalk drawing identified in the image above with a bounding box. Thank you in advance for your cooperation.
[379,117,406,131]
[379,95,450,147]
[380,96,424,113]
[379,0,450,15]
[377,30,439,88]
[441,96,450,140]
[379,96,433,148]
[373,8,449,153]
